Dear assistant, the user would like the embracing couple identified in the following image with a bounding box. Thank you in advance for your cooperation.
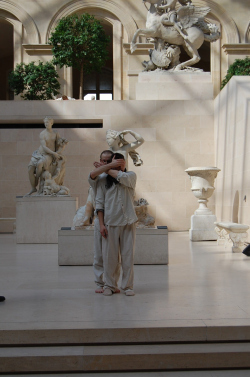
[88,150,137,296]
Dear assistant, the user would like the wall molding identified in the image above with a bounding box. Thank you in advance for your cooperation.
[46,0,137,43]
[0,0,40,43]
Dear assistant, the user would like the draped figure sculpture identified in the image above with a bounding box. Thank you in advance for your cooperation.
[25,116,70,196]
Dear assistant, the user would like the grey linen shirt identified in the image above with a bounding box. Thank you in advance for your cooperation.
[95,171,138,226]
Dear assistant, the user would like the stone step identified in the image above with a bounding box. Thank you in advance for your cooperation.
[1,343,250,373]
[2,324,250,346]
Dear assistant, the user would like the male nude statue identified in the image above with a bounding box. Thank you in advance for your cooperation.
[26,116,62,196]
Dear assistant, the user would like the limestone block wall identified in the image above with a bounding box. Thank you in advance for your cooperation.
[0,99,215,232]
[215,76,250,236]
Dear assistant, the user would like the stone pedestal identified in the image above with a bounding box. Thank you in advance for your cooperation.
[58,228,168,265]
[189,214,217,241]
[16,196,78,244]
[136,72,213,100]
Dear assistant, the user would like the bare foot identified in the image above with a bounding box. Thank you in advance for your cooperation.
[95,287,104,293]
[114,288,120,294]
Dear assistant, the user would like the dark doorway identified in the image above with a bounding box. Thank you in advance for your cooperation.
[0,19,14,100]
[73,22,113,100]
[180,41,211,72]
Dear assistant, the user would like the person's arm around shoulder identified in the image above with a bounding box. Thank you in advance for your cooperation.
[90,159,125,180]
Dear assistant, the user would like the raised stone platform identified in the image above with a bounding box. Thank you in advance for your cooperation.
[58,227,168,265]
[136,71,214,100]
[190,214,218,241]
[16,196,78,244]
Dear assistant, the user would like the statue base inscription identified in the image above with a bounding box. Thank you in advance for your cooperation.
[58,228,168,265]
[16,196,78,244]
[136,71,213,100]
[189,214,218,241]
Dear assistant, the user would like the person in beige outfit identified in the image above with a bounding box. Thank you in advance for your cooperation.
[96,153,137,296]
[89,150,125,293]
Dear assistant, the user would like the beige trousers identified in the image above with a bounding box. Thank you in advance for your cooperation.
[102,223,136,292]
[93,218,121,288]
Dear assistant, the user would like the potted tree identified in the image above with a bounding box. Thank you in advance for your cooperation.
[9,61,60,100]
[49,14,110,99]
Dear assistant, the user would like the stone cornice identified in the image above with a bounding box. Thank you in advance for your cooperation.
[23,44,53,55]
[222,44,250,55]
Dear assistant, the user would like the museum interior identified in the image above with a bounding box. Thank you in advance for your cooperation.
[0,0,250,375]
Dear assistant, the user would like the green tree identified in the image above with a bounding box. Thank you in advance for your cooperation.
[9,61,60,100]
[49,13,110,99]
[221,57,250,90]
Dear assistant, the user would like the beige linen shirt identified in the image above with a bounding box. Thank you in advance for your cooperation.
[95,171,138,226]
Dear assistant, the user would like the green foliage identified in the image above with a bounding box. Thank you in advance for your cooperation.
[221,57,250,90]
[49,13,110,74]
[9,61,60,100]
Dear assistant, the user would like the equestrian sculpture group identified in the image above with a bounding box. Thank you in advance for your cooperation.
[131,0,220,71]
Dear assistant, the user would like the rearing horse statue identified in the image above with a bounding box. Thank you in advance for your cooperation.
[130,0,220,71]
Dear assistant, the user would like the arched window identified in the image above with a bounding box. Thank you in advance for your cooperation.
[0,19,14,100]
[72,21,113,100]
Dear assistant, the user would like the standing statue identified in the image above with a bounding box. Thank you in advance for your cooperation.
[131,0,220,71]
[25,116,70,196]
[106,129,144,166]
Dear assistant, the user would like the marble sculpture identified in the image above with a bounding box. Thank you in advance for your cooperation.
[25,116,70,196]
[134,198,155,228]
[131,0,220,71]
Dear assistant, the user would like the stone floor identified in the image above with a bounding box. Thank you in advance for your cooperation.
[1,232,250,376]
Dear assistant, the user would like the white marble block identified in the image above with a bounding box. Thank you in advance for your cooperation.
[58,228,168,265]
[16,196,78,244]
[136,72,214,100]
[189,214,218,241]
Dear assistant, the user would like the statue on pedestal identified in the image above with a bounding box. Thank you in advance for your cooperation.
[25,116,70,196]
[131,0,220,71]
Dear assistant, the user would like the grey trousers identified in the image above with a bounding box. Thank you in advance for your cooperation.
[93,218,121,288]
[102,223,136,292]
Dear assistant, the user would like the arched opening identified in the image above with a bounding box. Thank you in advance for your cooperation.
[72,21,113,100]
[0,19,14,100]
[180,41,211,72]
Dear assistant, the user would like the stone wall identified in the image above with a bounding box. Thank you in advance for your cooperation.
[0,98,215,232]
[215,76,250,237]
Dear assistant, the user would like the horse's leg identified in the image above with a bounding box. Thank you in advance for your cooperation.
[175,40,201,70]
[131,28,156,53]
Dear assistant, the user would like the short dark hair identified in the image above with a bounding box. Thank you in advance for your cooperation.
[113,152,125,160]
[100,150,114,160]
